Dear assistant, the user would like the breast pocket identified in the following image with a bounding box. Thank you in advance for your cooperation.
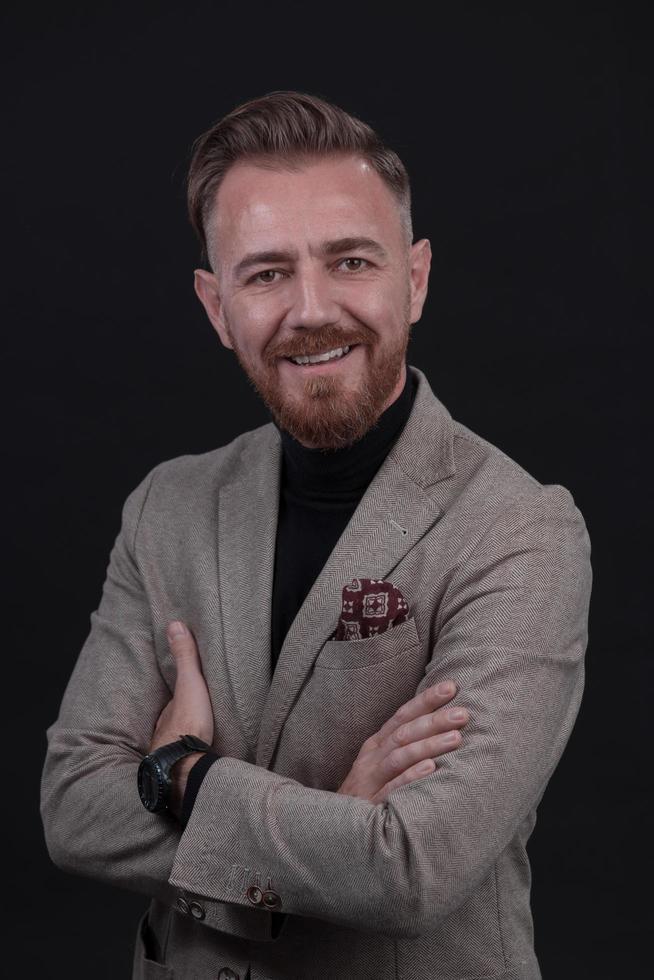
[315,616,421,670]
[274,616,428,791]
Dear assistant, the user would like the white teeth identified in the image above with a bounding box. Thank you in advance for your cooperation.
[290,345,351,366]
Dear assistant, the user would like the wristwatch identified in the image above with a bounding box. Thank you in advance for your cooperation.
[137,734,212,813]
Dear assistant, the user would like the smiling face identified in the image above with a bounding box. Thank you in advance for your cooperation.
[194,153,431,449]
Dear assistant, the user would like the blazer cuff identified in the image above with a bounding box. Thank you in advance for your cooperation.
[180,751,220,827]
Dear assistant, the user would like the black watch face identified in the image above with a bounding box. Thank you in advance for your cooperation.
[138,759,164,811]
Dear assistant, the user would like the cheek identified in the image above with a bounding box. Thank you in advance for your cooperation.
[346,281,405,326]
[228,298,280,355]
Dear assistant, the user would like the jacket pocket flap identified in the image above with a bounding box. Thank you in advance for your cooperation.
[315,616,420,670]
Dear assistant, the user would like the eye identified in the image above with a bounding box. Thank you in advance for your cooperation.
[338,257,369,272]
[251,269,284,285]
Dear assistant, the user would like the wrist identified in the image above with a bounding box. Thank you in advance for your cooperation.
[138,735,212,816]
[169,752,204,820]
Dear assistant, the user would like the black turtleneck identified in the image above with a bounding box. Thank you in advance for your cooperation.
[270,363,417,670]
[180,363,417,827]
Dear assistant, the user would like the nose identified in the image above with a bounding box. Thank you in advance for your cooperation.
[285,263,340,331]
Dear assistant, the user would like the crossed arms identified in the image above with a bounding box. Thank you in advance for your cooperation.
[40,471,591,940]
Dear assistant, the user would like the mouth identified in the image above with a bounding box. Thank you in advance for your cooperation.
[283,344,358,369]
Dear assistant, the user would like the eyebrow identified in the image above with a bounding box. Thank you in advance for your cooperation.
[232,236,388,280]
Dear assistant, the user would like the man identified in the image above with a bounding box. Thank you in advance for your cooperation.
[41,92,592,980]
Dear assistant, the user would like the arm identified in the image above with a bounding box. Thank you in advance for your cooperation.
[169,484,591,938]
[40,472,275,941]
[40,470,181,902]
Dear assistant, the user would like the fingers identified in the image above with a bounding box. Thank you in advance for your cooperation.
[374,681,460,746]
[391,702,469,749]
[346,681,469,805]
[371,758,436,804]
[385,728,462,779]
[167,621,203,678]
[155,621,215,748]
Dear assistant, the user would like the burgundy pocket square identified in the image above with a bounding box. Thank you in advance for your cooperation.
[333,577,410,641]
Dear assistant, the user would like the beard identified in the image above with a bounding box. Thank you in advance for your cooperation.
[224,313,412,450]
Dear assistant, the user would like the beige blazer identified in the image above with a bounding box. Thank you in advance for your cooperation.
[41,365,592,980]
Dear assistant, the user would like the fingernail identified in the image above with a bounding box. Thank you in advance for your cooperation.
[449,708,467,721]
[444,730,461,743]
[437,682,453,695]
[168,621,186,638]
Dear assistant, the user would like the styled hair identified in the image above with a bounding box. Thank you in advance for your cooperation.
[186,90,412,265]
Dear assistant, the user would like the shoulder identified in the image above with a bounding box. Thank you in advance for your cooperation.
[149,421,276,489]
[404,366,589,550]
[451,416,542,501]
[407,365,566,515]
[119,422,277,528]
[445,417,590,561]
[407,365,589,555]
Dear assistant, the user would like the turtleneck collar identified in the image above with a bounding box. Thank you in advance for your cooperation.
[274,362,418,500]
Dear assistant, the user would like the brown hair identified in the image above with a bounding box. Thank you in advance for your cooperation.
[186,90,412,265]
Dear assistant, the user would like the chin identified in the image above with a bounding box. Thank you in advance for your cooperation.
[272,382,382,449]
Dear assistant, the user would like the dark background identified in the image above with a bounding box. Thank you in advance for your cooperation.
[4,2,651,976]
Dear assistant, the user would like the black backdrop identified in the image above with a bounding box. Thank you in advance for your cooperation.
[4,2,651,976]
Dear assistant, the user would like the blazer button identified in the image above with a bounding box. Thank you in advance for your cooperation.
[246,885,263,905]
[189,901,206,921]
[262,889,282,910]
[217,969,239,980]
[176,895,190,915]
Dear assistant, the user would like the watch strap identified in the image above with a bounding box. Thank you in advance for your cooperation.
[180,751,221,826]
[150,734,212,771]
[151,738,199,774]
[178,734,213,754]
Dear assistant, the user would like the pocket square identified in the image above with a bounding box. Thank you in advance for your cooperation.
[333,577,410,641]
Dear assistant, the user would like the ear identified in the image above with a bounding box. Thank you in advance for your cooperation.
[193,269,234,350]
[407,239,432,325]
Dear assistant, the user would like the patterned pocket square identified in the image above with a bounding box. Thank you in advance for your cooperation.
[333,577,410,640]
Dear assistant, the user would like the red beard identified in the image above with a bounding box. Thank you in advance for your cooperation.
[227,320,412,449]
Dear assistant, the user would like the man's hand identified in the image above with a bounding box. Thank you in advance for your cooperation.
[149,621,215,818]
[337,682,468,804]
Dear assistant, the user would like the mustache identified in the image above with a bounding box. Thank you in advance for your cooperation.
[265,327,372,362]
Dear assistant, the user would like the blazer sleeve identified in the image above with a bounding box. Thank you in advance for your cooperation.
[168,483,592,940]
[40,469,178,901]
[39,469,276,942]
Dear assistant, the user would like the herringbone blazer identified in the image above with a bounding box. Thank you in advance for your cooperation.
[41,365,592,980]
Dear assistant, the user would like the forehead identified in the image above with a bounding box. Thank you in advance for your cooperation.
[210,155,404,257]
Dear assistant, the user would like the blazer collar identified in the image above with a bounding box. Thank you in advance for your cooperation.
[379,364,455,489]
[217,365,456,766]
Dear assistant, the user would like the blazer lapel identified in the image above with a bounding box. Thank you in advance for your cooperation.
[256,366,456,770]
[217,424,282,760]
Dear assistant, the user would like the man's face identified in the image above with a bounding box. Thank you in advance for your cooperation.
[194,154,431,449]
